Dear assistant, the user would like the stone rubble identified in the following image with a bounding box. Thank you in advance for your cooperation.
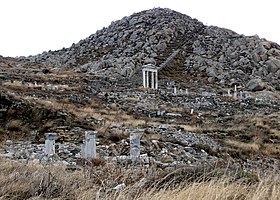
[0,7,279,176]
[10,8,277,91]
[0,125,221,169]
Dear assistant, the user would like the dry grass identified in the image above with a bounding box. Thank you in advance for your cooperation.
[5,119,23,131]
[226,140,260,153]
[262,143,280,157]
[124,97,140,103]
[177,124,198,132]
[0,158,279,200]
[197,112,280,159]
[0,158,148,200]
[33,97,147,128]
[133,175,280,200]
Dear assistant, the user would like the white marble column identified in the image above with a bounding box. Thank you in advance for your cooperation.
[233,85,237,98]
[151,71,155,89]
[44,133,56,156]
[142,70,146,88]
[227,89,231,96]
[155,71,158,89]
[146,71,149,88]
[130,132,140,161]
[85,131,97,158]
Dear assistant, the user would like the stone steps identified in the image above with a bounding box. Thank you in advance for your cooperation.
[157,26,205,81]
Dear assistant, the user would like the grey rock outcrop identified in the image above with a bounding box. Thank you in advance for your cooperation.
[20,8,280,90]
[246,79,265,91]
[26,8,204,78]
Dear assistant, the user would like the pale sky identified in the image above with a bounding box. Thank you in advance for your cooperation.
[0,0,279,57]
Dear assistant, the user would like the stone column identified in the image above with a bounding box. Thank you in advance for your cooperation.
[151,71,155,89]
[233,85,237,98]
[227,89,231,97]
[174,87,177,95]
[142,70,146,88]
[130,132,140,161]
[85,131,97,158]
[44,133,56,156]
[155,70,158,89]
[146,71,149,88]
[81,143,85,158]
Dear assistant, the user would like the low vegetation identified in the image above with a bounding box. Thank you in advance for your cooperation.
[0,158,279,200]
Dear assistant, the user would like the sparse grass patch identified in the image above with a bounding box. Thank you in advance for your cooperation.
[105,129,129,142]
[168,106,185,113]
[6,119,23,131]
[226,140,260,153]
[178,124,198,132]
[261,143,280,157]
[192,143,220,157]
[121,118,147,127]
[125,97,139,103]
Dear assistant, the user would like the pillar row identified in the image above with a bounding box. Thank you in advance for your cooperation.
[142,66,158,90]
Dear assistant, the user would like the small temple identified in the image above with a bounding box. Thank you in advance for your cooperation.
[142,64,158,89]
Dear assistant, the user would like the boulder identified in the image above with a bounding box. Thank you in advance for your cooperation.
[255,42,268,55]
[265,57,280,73]
[246,79,265,91]
[206,66,218,78]
[260,41,271,50]
[144,58,156,64]
[273,81,280,91]
[267,48,280,57]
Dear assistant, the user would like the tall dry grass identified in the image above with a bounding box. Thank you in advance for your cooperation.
[132,175,280,200]
[0,158,279,200]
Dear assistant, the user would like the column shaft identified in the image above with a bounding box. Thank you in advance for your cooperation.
[151,71,155,89]
[146,71,149,88]
[142,70,146,88]
[155,70,158,89]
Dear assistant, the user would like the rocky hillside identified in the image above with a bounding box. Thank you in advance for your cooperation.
[0,8,280,198]
[23,8,204,76]
[18,7,280,91]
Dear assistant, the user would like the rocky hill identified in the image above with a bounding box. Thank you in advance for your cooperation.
[0,8,279,199]
[18,7,280,91]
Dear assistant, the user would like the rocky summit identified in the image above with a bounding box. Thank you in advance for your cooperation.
[0,8,280,197]
[17,7,280,91]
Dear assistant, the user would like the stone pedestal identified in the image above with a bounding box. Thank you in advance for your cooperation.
[44,133,56,156]
[130,132,140,161]
[233,85,237,98]
[84,131,97,158]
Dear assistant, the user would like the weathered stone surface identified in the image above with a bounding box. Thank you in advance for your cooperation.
[265,57,280,73]
[246,79,265,91]
[11,8,278,90]
[268,48,280,57]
